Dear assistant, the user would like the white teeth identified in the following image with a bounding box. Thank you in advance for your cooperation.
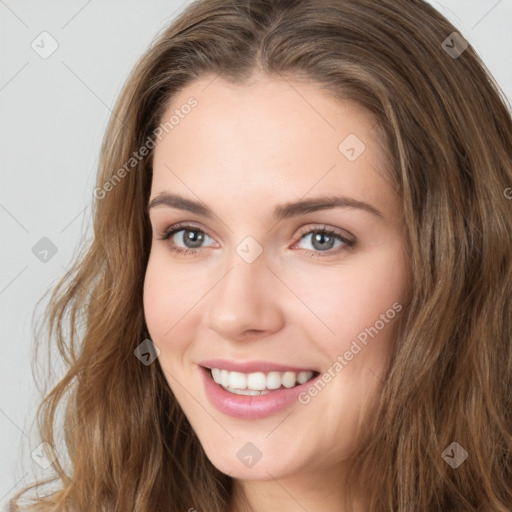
[266,371,282,390]
[209,368,315,392]
[282,371,297,388]
[297,371,311,384]
[223,386,270,396]
[228,371,247,389]
[247,372,267,390]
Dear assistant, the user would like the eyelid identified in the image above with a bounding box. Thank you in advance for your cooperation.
[157,221,217,245]
[294,223,355,244]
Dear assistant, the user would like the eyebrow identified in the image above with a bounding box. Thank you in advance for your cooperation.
[147,193,384,221]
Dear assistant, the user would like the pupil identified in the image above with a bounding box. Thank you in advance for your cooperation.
[185,230,203,248]
[312,232,334,251]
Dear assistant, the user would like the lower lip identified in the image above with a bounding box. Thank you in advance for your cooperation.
[200,365,320,420]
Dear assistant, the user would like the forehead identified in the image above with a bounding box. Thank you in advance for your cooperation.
[151,74,397,218]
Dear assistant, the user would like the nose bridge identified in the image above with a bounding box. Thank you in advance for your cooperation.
[206,246,284,338]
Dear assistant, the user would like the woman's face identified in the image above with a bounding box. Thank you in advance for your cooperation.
[144,73,408,483]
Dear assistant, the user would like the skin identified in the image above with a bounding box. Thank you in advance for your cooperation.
[143,72,409,512]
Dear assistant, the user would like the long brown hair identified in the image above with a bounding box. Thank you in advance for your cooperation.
[8,0,512,510]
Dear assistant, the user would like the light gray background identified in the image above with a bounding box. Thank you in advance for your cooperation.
[1,0,511,506]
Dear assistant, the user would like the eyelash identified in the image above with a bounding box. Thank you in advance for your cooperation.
[156,222,356,258]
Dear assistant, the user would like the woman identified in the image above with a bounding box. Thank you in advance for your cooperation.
[8,0,512,510]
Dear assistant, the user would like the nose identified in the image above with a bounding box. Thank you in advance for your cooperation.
[205,253,285,341]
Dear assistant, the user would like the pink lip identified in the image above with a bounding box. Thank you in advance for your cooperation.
[198,358,317,373]
[199,365,321,420]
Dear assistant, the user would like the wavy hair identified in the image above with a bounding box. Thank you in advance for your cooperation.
[8,0,512,510]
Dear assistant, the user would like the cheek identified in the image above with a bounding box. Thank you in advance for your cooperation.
[142,250,208,368]
[292,250,407,349]
[143,257,168,337]
[340,265,405,339]
[143,253,185,345]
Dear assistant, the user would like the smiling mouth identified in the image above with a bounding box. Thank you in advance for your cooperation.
[205,367,320,396]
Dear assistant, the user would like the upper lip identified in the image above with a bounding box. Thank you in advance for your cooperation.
[199,358,318,374]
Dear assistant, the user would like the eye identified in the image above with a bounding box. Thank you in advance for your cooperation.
[292,225,355,257]
[157,223,216,256]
